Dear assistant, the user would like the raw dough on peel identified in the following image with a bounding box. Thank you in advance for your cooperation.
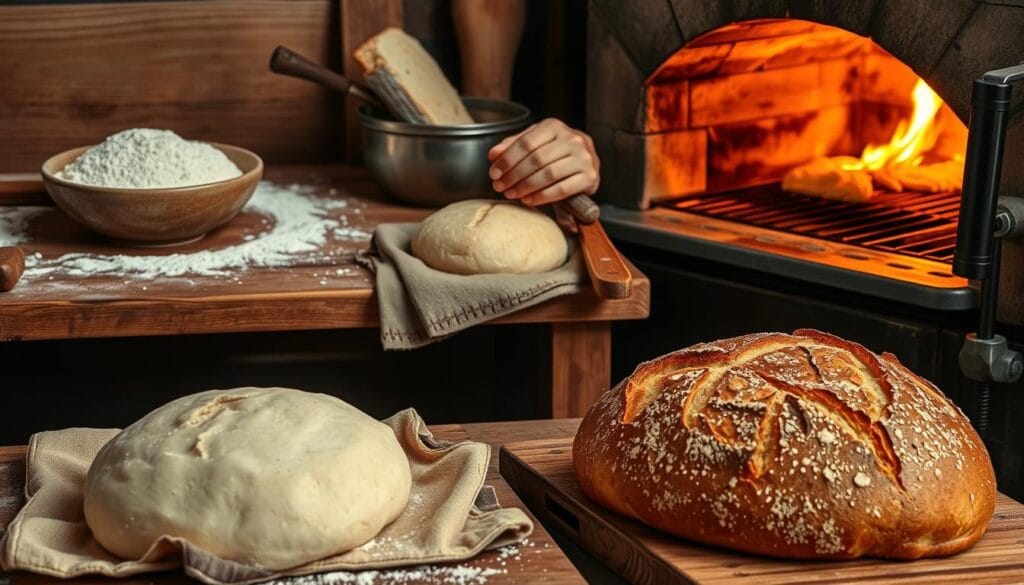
[782,157,874,202]
[412,199,568,274]
[83,388,411,570]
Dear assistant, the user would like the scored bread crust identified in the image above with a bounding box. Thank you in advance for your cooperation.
[573,329,996,559]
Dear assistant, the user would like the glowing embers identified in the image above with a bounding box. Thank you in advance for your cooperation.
[782,79,966,202]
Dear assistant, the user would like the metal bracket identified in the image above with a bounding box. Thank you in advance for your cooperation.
[959,333,1024,383]
[995,196,1024,239]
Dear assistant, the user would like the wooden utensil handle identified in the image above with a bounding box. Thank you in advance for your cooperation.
[576,220,632,299]
[0,246,25,292]
[269,46,381,106]
[563,194,600,224]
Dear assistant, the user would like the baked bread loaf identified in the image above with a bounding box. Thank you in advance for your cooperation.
[574,330,995,559]
[355,27,473,125]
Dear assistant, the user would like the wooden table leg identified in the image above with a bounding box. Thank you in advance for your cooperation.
[550,321,611,418]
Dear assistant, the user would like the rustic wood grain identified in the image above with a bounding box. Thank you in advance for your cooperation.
[0,1,345,173]
[577,220,633,299]
[0,174,48,206]
[340,0,403,163]
[500,437,1024,584]
[550,322,612,418]
[0,424,585,584]
[461,418,582,470]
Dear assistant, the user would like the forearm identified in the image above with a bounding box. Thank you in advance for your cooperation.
[452,0,526,99]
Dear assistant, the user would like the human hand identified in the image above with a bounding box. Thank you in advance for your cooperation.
[487,118,600,207]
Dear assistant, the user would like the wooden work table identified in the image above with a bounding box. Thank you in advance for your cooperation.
[0,166,649,418]
[0,420,587,584]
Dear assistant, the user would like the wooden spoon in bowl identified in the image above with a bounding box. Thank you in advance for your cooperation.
[269,45,384,109]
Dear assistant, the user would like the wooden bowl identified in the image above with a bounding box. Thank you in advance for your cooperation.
[41,144,263,246]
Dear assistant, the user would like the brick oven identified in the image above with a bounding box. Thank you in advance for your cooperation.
[586,1,1024,497]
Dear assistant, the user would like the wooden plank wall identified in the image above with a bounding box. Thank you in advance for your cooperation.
[0,0,344,173]
[340,0,402,163]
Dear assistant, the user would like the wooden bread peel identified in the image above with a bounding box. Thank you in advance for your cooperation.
[558,197,632,300]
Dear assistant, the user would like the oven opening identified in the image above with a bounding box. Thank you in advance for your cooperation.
[642,19,969,279]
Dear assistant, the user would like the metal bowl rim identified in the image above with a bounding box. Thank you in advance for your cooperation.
[358,97,532,136]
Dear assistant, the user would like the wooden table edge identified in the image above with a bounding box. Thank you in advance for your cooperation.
[0,262,649,341]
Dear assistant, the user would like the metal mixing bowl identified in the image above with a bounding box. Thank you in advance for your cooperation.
[359,97,532,207]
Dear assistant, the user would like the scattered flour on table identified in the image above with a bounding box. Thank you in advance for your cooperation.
[266,565,505,585]
[0,494,21,510]
[264,539,536,585]
[0,182,372,283]
[57,129,242,188]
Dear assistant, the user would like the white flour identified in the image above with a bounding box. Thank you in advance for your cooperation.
[268,565,505,585]
[264,539,542,585]
[0,182,371,285]
[57,128,242,188]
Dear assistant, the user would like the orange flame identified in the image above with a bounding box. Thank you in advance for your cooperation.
[842,79,954,172]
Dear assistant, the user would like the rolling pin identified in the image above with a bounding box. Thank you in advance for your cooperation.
[0,246,25,292]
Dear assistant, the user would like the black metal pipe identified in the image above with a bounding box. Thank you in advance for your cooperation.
[979,243,1001,340]
[974,243,1001,436]
[953,80,1012,280]
[955,62,1024,434]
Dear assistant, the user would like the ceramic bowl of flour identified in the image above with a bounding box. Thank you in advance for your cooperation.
[41,141,262,247]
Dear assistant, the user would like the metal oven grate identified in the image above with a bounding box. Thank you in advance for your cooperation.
[661,184,962,264]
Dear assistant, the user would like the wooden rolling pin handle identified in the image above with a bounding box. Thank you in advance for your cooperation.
[563,194,600,224]
[0,246,25,292]
[269,46,382,107]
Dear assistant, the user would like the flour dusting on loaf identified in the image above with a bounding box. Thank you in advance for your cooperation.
[573,330,995,559]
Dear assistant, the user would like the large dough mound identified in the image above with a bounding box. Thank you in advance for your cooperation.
[83,388,412,570]
[411,199,568,274]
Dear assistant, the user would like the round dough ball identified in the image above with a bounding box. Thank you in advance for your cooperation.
[411,199,568,274]
[83,388,411,570]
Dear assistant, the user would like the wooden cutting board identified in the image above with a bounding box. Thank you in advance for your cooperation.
[499,437,1024,584]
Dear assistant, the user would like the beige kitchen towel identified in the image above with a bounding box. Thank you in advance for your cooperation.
[0,409,532,585]
[357,222,587,350]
